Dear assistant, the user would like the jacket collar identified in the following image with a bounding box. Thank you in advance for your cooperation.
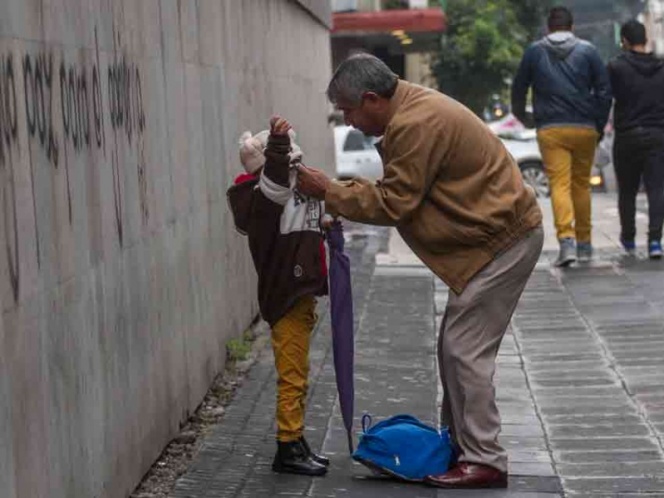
[375,80,411,154]
[386,80,410,127]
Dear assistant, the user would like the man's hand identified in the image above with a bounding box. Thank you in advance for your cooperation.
[321,214,335,229]
[296,165,331,200]
[270,115,292,136]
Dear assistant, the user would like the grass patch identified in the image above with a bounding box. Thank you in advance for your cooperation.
[226,327,256,363]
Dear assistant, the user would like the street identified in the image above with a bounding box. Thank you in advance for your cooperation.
[171,193,664,497]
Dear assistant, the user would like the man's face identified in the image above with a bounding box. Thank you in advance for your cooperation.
[547,24,573,34]
[336,94,386,137]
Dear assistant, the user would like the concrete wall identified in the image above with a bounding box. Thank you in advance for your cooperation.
[0,1,333,497]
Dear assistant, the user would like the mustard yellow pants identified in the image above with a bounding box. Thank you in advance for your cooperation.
[271,295,317,442]
[537,127,599,242]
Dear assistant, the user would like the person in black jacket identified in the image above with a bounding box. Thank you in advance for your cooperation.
[512,6,612,267]
[608,20,664,259]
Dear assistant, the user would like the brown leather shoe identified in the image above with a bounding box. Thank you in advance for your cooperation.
[424,463,507,489]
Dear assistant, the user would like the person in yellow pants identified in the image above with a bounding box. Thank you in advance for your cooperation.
[512,6,611,266]
[537,127,599,264]
[271,296,317,443]
[227,116,329,476]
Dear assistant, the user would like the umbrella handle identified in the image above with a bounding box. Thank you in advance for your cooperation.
[361,413,373,432]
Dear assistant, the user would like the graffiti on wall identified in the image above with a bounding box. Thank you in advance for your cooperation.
[23,53,60,166]
[0,53,20,301]
[107,52,148,245]
[0,30,148,303]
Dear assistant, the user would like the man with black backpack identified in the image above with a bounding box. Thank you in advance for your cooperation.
[608,20,664,259]
[512,6,612,267]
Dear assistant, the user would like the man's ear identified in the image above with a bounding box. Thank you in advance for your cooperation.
[362,91,381,103]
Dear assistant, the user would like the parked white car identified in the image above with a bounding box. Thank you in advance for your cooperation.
[499,129,551,198]
[487,113,528,136]
[334,126,383,181]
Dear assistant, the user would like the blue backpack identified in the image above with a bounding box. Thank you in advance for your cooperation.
[352,414,453,482]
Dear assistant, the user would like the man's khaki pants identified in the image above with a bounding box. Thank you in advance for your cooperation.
[537,127,598,242]
[438,226,543,472]
[271,295,317,442]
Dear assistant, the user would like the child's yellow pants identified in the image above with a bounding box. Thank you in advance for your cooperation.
[537,127,599,243]
[271,295,317,442]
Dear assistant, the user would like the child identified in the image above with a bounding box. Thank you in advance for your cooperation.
[227,116,329,476]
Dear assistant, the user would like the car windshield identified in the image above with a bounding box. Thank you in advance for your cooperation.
[343,129,377,152]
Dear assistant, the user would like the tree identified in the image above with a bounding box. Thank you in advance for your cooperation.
[430,0,643,116]
[509,0,552,41]
[430,0,527,115]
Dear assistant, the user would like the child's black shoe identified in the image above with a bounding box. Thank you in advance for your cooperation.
[299,436,330,467]
[272,440,327,476]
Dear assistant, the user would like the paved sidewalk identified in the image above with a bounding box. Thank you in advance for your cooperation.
[513,256,664,496]
[171,194,664,497]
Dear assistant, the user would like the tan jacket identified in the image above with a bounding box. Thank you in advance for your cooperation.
[326,81,542,293]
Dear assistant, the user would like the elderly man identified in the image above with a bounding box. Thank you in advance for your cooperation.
[297,53,543,489]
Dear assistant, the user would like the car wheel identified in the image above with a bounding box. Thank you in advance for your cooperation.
[520,161,550,198]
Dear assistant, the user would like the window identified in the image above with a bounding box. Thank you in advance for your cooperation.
[332,0,358,12]
[343,129,375,152]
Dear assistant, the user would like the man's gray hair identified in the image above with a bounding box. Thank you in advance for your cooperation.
[327,53,399,106]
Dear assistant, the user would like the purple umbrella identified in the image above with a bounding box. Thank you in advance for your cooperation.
[327,220,355,454]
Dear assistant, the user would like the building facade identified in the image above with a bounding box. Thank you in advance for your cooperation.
[331,0,446,86]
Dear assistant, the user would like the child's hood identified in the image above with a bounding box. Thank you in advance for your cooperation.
[227,175,259,235]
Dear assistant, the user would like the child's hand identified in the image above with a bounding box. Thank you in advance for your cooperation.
[270,115,292,136]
